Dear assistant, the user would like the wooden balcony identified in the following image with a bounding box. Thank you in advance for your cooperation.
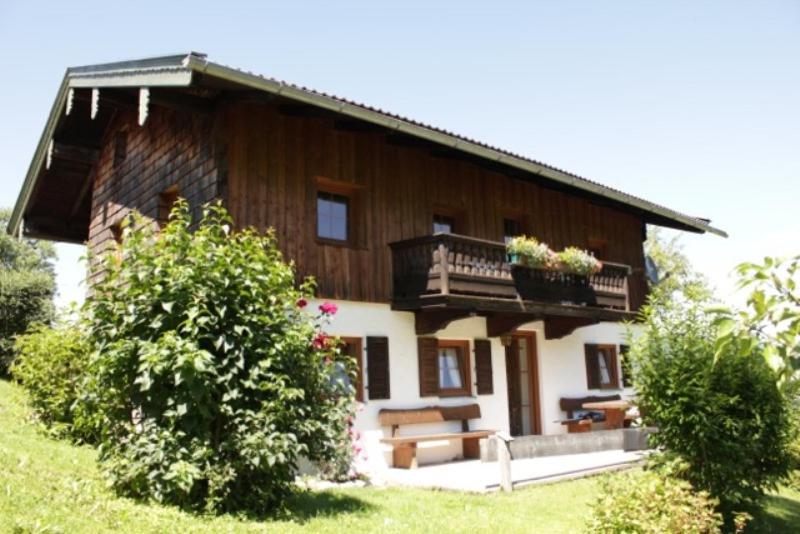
[389,233,636,338]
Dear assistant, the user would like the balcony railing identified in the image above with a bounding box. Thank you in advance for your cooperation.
[389,233,631,311]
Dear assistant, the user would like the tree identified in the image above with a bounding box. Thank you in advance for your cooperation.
[644,226,713,306]
[75,201,356,513]
[630,241,796,523]
[0,209,57,374]
[711,255,800,391]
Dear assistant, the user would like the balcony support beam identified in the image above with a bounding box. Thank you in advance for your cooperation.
[486,313,542,338]
[544,316,598,340]
[414,309,474,335]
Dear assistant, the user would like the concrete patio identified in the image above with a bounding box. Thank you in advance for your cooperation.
[378,449,647,493]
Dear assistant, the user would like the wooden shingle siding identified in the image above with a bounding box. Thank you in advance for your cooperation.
[223,101,648,311]
[86,106,221,278]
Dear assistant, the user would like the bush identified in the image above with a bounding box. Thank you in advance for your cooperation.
[75,201,356,514]
[0,270,54,373]
[587,469,723,533]
[11,320,89,439]
[630,300,794,519]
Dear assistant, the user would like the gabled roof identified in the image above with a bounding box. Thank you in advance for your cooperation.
[8,52,727,240]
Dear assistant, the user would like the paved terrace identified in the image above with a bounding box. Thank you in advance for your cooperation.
[378,449,646,493]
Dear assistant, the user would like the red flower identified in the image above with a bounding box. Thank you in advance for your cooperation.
[312,333,329,350]
[296,298,308,308]
[319,301,338,315]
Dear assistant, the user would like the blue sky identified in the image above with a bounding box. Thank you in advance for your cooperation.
[1,1,798,307]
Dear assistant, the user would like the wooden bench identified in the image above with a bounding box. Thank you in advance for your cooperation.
[379,404,494,469]
[558,394,624,433]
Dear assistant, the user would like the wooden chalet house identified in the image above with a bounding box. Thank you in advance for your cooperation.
[9,53,724,471]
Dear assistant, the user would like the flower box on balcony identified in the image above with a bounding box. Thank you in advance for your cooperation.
[511,264,597,306]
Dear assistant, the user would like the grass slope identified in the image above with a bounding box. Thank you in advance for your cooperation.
[1,378,799,533]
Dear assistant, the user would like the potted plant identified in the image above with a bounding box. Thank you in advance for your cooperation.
[506,236,554,268]
[556,247,603,276]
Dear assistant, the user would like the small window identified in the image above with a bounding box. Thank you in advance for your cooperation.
[436,340,471,397]
[158,187,179,228]
[433,214,455,234]
[113,131,127,168]
[585,344,619,390]
[317,191,350,243]
[110,222,123,244]
[503,218,523,244]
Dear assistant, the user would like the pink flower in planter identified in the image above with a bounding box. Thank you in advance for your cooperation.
[296,298,308,308]
[319,301,338,315]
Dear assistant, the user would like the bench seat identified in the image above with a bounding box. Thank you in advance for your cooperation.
[379,404,494,468]
[380,429,494,445]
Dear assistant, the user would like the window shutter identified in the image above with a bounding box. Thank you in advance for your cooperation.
[474,339,493,395]
[584,344,600,389]
[418,337,439,397]
[620,344,632,388]
[366,336,390,400]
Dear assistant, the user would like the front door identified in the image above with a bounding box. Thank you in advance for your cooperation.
[505,332,541,436]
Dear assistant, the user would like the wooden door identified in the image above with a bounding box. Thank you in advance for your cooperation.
[505,332,541,436]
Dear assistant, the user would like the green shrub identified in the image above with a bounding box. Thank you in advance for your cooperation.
[0,270,54,373]
[11,320,89,439]
[587,470,723,533]
[75,201,356,514]
[630,300,794,519]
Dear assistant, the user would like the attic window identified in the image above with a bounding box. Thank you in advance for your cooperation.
[158,187,180,228]
[113,131,127,168]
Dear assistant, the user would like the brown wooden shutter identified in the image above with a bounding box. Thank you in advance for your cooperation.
[366,336,390,400]
[474,339,493,395]
[584,344,600,389]
[418,337,439,397]
[620,344,632,388]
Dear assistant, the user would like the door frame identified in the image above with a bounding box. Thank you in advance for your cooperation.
[508,331,542,435]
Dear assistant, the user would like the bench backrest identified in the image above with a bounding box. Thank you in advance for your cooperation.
[378,404,481,428]
[560,394,621,419]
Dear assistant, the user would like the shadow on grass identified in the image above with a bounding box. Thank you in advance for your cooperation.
[746,493,800,533]
[272,489,374,524]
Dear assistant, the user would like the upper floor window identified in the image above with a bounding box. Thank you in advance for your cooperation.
[433,214,455,234]
[317,191,350,243]
[503,218,523,244]
[588,238,608,260]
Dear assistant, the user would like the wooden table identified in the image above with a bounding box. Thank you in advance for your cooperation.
[582,400,630,430]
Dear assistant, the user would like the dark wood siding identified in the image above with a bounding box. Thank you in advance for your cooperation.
[223,101,648,310]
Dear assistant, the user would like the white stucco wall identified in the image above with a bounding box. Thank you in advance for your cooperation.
[314,298,639,473]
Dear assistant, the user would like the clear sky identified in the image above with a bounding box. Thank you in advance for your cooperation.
[1,1,798,308]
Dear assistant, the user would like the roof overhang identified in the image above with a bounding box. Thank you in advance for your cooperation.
[8,52,727,241]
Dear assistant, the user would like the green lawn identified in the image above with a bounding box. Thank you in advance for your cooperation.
[1,379,799,533]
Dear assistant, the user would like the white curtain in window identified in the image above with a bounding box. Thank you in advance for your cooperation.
[438,348,462,389]
[597,352,611,385]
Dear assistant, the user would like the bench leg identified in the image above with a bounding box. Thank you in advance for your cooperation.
[566,420,592,433]
[393,443,418,469]
[605,409,625,430]
[463,437,481,459]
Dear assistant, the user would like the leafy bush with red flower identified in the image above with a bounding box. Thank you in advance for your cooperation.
[74,200,357,514]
